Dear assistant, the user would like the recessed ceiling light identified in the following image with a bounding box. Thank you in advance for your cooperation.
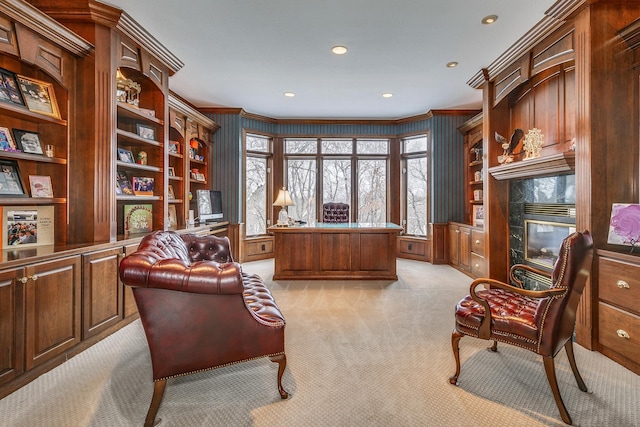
[382,93,393,98]
[283,92,295,97]
[332,46,348,55]
[482,15,498,25]
[446,61,458,68]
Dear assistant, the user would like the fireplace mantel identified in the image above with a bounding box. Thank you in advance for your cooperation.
[487,151,575,180]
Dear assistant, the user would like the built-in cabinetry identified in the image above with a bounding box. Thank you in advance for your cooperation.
[448,222,484,278]
[458,113,484,226]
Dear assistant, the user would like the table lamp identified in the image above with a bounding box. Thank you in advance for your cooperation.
[273,187,294,226]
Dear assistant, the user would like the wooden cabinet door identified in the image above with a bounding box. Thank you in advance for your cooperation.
[24,256,81,370]
[0,268,24,386]
[449,225,459,266]
[459,226,472,272]
[82,247,124,339]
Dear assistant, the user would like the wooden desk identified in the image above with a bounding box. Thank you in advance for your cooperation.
[269,223,402,280]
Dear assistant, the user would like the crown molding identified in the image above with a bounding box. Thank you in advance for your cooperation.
[168,92,217,129]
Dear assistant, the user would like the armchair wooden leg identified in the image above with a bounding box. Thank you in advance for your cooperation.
[270,354,289,399]
[543,356,573,425]
[145,379,167,427]
[488,340,498,352]
[564,340,587,392]
[449,330,463,385]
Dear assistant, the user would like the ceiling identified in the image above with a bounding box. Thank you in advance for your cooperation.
[101,0,557,120]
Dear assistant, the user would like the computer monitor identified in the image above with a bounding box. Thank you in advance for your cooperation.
[195,190,223,222]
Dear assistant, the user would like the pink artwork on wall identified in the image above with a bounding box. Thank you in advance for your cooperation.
[607,203,640,247]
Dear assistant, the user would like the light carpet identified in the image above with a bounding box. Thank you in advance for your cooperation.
[1,259,638,426]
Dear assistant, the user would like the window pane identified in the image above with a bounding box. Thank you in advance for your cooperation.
[285,138,317,154]
[323,159,351,207]
[246,134,269,152]
[322,139,352,154]
[404,136,427,153]
[358,159,386,223]
[406,157,427,236]
[357,139,388,154]
[287,159,316,223]
[245,157,267,235]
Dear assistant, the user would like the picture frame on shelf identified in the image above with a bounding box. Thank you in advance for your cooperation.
[168,140,180,154]
[12,129,43,154]
[132,176,154,196]
[117,148,135,163]
[607,203,640,247]
[124,204,152,235]
[472,205,484,227]
[167,185,175,200]
[2,205,54,249]
[16,75,60,119]
[167,167,175,177]
[168,205,177,229]
[136,124,156,141]
[0,127,18,152]
[0,68,25,106]
[116,171,133,195]
[0,159,26,197]
[28,175,53,198]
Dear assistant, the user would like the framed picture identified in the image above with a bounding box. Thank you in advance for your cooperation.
[472,205,484,227]
[28,175,53,198]
[117,148,135,163]
[136,124,156,141]
[0,127,18,152]
[168,141,180,154]
[16,75,60,119]
[168,204,177,228]
[3,205,54,248]
[117,171,133,195]
[0,68,24,106]
[167,185,175,200]
[12,129,43,154]
[607,203,640,247]
[132,176,154,196]
[167,166,175,177]
[0,160,26,197]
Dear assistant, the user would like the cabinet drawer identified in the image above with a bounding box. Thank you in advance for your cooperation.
[599,257,640,313]
[599,303,640,362]
[471,229,484,256]
[245,239,273,257]
[398,239,426,256]
[471,252,485,277]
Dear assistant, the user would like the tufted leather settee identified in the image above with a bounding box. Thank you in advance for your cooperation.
[119,230,288,427]
[322,202,349,223]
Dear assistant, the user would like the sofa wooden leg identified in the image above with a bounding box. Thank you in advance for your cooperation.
[449,330,463,385]
[564,340,587,392]
[270,354,289,399]
[145,379,167,427]
[543,356,572,425]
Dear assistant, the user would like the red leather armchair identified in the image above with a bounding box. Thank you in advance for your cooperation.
[119,231,288,427]
[322,202,349,223]
[449,231,593,425]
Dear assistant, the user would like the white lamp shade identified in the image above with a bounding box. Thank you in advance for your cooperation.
[273,188,294,207]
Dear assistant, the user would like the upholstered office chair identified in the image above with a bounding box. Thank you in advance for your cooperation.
[449,231,593,425]
[322,202,349,223]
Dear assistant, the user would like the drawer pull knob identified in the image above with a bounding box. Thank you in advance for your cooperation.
[616,329,630,339]
[616,280,629,289]
[474,264,479,269]
[475,240,481,245]
[19,277,28,284]
[30,274,39,281]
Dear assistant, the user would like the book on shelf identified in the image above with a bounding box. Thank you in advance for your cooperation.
[124,204,152,235]
[117,171,133,195]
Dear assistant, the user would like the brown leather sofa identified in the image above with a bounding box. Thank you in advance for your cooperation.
[119,230,288,427]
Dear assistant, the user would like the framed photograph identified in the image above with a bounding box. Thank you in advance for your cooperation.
[167,185,175,200]
[117,171,133,195]
[0,160,26,197]
[3,205,54,248]
[132,176,154,196]
[168,140,180,154]
[0,127,18,152]
[12,129,43,154]
[16,75,60,119]
[28,175,53,198]
[0,68,25,106]
[136,124,156,141]
[117,148,135,163]
[472,205,484,227]
[167,166,175,177]
[168,204,177,228]
[607,203,640,247]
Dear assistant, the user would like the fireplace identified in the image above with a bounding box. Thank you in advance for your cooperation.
[525,219,576,269]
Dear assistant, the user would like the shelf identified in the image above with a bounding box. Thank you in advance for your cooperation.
[116,161,161,173]
[116,195,161,201]
[0,197,66,205]
[0,103,67,126]
[168,175,184,181]
[116,129,162,147]
[190,179,207,184]
[189,158,206,166]
[470,200,483,205]
[168,199,183,204]
[169,152,183,159]
[488,151,575,180]
[469,180,483,185]
[469,160,483,167]
[117,102,163,125]
[0,151,67,164]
